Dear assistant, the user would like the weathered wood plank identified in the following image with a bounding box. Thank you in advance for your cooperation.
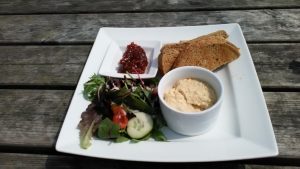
[2,152,300,169]
[0,90,299,160]
[0,9,299,43]
[249,44,300,89]
[0,45,89,86]
[0,43,299,88]
[0,153,244,169]
[0,45,89,64]
[245,165,300,169]
[0,0,299,14]
[2,153,300,169]
[0,64,83,86]
[0,153,118,169]
[0,90,73,147]
[264,92,300,159]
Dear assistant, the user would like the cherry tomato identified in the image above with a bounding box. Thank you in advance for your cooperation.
[113,113,128,129]
[111,104,126,115]
[111,104,128,129]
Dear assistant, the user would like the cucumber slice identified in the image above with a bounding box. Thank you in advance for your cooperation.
[127,110,153,139]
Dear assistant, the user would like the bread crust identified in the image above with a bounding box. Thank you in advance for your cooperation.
[158,30,240,74]
[158,43,185,74]
[172,36,240,71]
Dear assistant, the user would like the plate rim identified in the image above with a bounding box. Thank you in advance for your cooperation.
[56,23,278,162]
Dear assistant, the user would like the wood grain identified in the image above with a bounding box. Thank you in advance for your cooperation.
[0,90,299,160]
[0,0,299,14]
[0,45,89,86]
[265,92,300,158]
[0,45,89,64]
[0,44,299,88]
[245,166,300,169]
[1,0,299,167]
[249,43,300,89]
[0,9,299,43]
[0,90,73,147]
[2,152,300,168]
[0,153,245,169]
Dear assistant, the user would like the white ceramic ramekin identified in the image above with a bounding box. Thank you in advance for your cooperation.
[158,66,223,136]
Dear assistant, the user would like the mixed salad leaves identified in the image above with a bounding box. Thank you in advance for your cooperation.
[78,74,167,149]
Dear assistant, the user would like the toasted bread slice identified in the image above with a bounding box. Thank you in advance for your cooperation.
[172,36,240,71]
[158,30,229,74]
[158,43,185,74]
[188,30,229,43]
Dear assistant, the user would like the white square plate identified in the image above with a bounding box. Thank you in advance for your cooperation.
[56,23,278,162]
[99,40,161,78]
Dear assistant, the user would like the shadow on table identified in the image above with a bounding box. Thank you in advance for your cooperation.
[45,155,243,169]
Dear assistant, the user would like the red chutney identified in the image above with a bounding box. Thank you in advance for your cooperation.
[119,42,148,74]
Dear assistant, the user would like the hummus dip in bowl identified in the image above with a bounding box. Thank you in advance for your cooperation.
[158,66,223,136]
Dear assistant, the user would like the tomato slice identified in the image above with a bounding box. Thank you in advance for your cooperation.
[111,104,128,129]
[111,104,126,115]
[113,113,128,129]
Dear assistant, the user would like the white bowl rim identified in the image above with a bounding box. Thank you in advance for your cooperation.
[158,66,224,116]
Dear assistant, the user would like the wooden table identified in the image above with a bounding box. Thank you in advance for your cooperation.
[0,1,299,168]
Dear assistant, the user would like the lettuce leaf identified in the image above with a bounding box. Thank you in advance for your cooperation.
[123,94,153,114]
[152,130,167,141]
[115,136,129,143]
[98,118,120,139]
[83,74,105,101]
[78,103,101,149]
[80,120,95,149]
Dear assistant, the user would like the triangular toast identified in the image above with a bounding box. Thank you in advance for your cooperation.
[158,30,229,74]
[172,36,240,71]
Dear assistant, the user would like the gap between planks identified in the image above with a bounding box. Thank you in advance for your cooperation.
[0,6,300,15]
[0,41,299,46]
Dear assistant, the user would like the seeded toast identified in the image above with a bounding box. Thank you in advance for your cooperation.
[158,30,230,74]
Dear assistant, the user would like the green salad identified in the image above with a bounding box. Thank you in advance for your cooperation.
[78,74,167,149]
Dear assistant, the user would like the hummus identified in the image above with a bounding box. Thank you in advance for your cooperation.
[164,78,216,112]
